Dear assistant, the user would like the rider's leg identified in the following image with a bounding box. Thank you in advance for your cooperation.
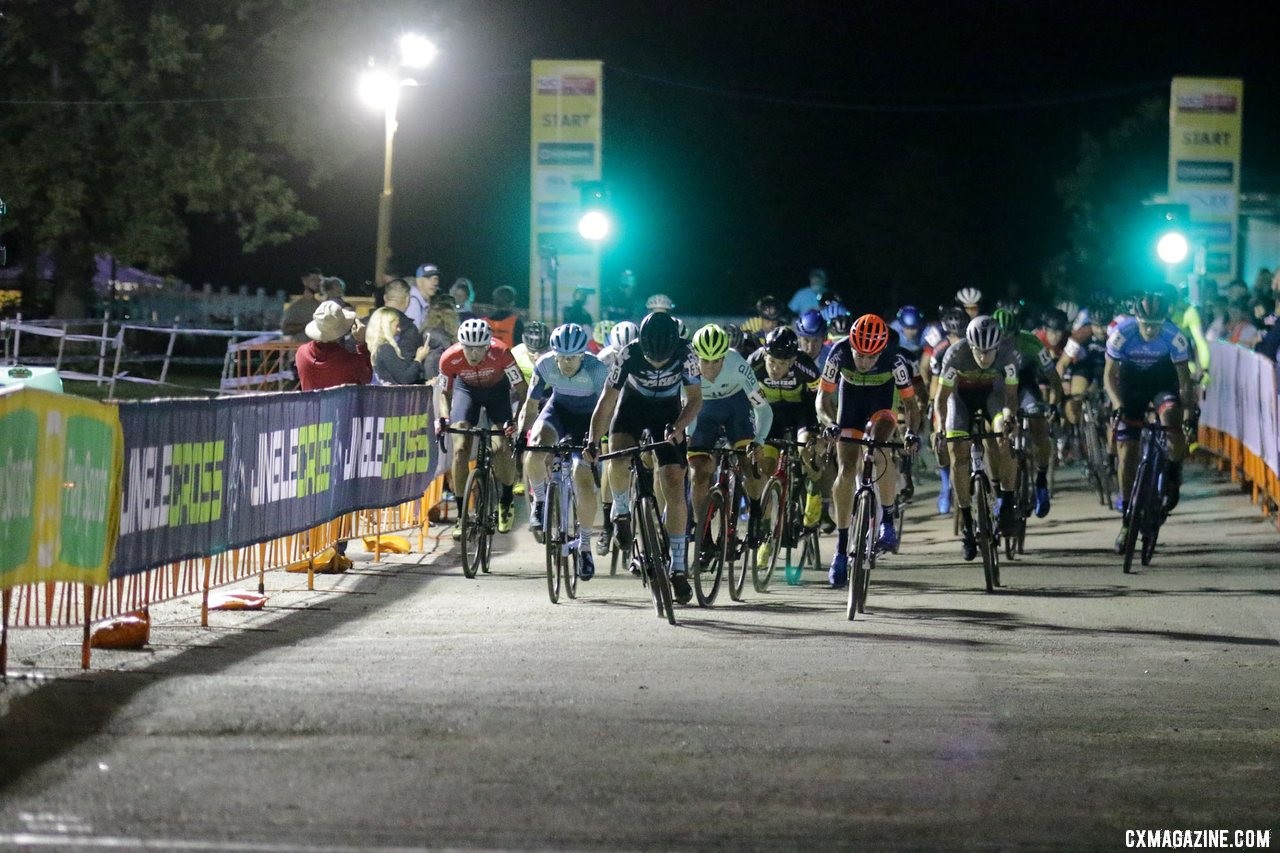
[1159,396,1186,511]
[523,424,556,528]
[688,453,715,541]
[571,455,598,534]
[451,429,474,516]
[658,461,689,573]
[832,440,862,555]
[606,433,635,519]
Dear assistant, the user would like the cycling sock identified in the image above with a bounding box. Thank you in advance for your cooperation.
[531,481,547,502]
[454,494,463,516]
[836,527,849,554]
[501,485,514,508]
[611,492,630,518]
[875,503,884,528]
[1035,469,1048,488]
[960,507,974,532]
[669,535,688,573]
[579,525,593,546]
[602,502,612,524]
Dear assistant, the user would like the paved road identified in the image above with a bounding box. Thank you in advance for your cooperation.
[2,462,1278,850]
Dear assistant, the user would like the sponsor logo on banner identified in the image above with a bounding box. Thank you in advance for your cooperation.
[535,171,576,199]
[536,202,577,228]
[1176,93,1239,114]
[1172,190,1236,215]
[1205,251,1233,274]
[1188,221,1234,245]
[0,408,37,574]
[60,415,117,568]
[1175,160,1234,183]
[535,75,597,96]
[537,142,594,166]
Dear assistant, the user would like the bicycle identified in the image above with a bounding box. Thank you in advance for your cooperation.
[947,425,1004,593]
[1005,408,1049,559]
[1120,415,1173,574]
[443,425,508,579]
[755,433,822,592]
[599,431,677,624]
[525,438,588,604]
[844,434,904,620]
[1072,390,1117,508]
[694,434,760,606]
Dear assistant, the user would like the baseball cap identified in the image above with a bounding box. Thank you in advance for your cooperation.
[416,263,440,278]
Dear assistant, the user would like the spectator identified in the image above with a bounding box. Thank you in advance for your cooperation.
[1204,295,1230,341]
[421,293,461,378]
[1255,271,1280,359]
[485,285,525,348]
[563,287,594,327]
[450,277,476,321]
[383,277,414,317]
[406,263,441,328]
[296,302,372,390]
[603,268,642,322]
[1224,298,1261,347]
[365,306,430,385]
[322,276,352,309]
[281,267,325,341]
[787,268,829,315]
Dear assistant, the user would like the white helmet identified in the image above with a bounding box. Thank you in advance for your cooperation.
[956,287,983,307]
[457,317,492,346]
[610,320,639,350]
[675,317,690,340]
[965,315,1002,351]
[645,293,674,312]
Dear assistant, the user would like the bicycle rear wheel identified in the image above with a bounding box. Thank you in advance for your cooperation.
[848,491,875,619]
[638,497,675,624]
[460,468,487,579]
[975,478,998,592]
[563,485,580,599]
[695,490,727,607]
[544,481,562,603]
[753,478,784,593]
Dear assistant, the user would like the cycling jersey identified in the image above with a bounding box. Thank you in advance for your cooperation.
[748,348,819,440]
[438,342,523,392]
[511,342,540,382]
[937,338,1020,437]
[688,349,773,447]
[890,320,923,355]
[1106,318,1190,370]
[821,335,916,438]
[608,340,700,400]
[929,337,958,378]
[529,351,609,415]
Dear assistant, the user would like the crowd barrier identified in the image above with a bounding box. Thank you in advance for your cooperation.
[0,383,446,672]
[1198,342,1280,529]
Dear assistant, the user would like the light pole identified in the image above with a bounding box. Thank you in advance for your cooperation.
[360,34,436,289]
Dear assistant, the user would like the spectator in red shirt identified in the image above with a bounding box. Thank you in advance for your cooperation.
[296,302,373,390]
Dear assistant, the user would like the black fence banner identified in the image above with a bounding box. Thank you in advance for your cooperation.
[112,385,437,578]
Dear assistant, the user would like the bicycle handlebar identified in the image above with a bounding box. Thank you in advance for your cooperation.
[599,440,672,461]
[443,426,508,437]
[843,436,905,450]
[945,431,1003,442]
[524,443,587,453]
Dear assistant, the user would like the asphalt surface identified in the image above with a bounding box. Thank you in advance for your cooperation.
[1,460,1278,851]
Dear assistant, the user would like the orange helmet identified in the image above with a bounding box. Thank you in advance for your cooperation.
[849,314,890,355]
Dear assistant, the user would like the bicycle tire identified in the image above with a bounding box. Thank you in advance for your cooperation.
[975,477,997,593]
[480,473,497,574]
[544,481,562,603]
[1121,460,1148,574]
[1140,455,1164,567]
[459,468,486,579]
[848,490,874,619]
[564,484,580,599]
[727,488,750,602]
[1016,453,1032,557]
[892,499,906,554]
[754,478,784,593]
[695,489,727,607]
[1005,461,1021,561]
[638,496,676,624]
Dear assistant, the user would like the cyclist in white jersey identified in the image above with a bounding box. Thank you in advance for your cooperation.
[591,320,640,554]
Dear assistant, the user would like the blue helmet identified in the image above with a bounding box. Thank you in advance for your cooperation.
[794,309,828,338]
[896,304,922,330]
[820,301,850,324]
[549,323,590,355]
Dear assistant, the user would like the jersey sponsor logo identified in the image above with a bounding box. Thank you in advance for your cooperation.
[1003,363,1018,381]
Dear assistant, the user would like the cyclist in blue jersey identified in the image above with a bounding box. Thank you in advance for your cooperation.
[794,309,830,367]
[1104,292,1197,550]
[585,312,703,602]
[890,304,925,356]
[518,323,609,580]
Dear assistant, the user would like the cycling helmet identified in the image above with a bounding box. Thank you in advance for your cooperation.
[994,298,1022,316]
[645,293,674,312]
[828,313,853,339]
[849,314,891,355]
[820,301,850,323]
[457,317,493,346]
[692,324,731,361]
[764,326,800,359]
[966,315,1002,351]
[639,311,681,362]
[1056,300,1080,324]
[724,323,746,349]
[675,317,690,340]
[610,320,639,350]
[1040,308,1069,332]
[991,308,1019,334]
[549,323,589,356]
[941,307,968,337]
[592,320,615,346]
[522,320,551,352]
[956,287,983,307]
[1134,292,1167,321]
[794,309,827,338]
[755,295,782,320]
[895,304,923,329]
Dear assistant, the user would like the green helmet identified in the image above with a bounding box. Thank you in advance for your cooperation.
[991,307,1019,333]
[692,323,731,361]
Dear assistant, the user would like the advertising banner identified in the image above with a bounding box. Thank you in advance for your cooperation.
[112,385,437,578]
[0,388,122,589]
[1168,77,1243,279]
[529,59,603,325]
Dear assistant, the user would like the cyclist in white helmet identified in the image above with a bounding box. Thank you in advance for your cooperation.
[645,293,674,313]
[956,287,984,319]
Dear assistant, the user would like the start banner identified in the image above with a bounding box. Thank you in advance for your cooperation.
[0,387,123,589]
[112,385,438,578]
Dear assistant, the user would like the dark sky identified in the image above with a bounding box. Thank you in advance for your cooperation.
[180,0,1280,316]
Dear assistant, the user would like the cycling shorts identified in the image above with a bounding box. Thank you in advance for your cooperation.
[689,395,753,454]
[610,392,687,468]
[945,387,1005,438]
[837,382,898,439]
[532,400,592,444]
[839,408,897,441]
[451,379,513,427]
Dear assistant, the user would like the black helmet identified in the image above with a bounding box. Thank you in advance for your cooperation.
[522,321,550,351]
[941,307,967,337]
[1040,308,1069,332]
[639,311,681,362]
[1134,292,1167,322]
[724,323,745,349]
[764,326,799,359]
[756,295,782,320]
[828,313,853,338]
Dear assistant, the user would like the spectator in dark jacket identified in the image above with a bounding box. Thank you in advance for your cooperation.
[295,302,372,390]
[366,306,429,385]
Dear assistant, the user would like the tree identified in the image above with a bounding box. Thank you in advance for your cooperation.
[1050,96,1169,300]
[0,0,400,313]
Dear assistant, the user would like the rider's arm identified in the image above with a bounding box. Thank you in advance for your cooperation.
[518,368,546,436]
[1103,357,1123,410]
[587,384,619,448]
[1176,362,1197,410]
[738,363,773,443]
[673,383,703,436]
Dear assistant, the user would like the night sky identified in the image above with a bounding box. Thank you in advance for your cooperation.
[179,0,1280,316]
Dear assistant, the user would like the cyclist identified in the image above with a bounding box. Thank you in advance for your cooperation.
[1104,292,1197,550]
[742,295,785,338]
[890,304,925,355]
[749,326,824,531]
[993,307,1060,519]
[688,324,774,566]
[794,309,830,365]
[818,314,921,587]
[726,323,759,360]
[436,318,528,537]
[596,320,638,372]
[592,319,640,555]
[512,321,551,383]
[590,320,614,355]
[645,293,675,314]
[956,287,984,319]
[518,323,608,580]
[935,315,1020,561]
[925,307,969,514]
[1059,301,1111,430]
[584,311,703,603]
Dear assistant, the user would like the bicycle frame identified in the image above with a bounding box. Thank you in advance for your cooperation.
[1121,417,1171,574]
[599,432,677,624]
[947,426,1003,593]
[526,440,586,603]
[843,434,903,620]
[444,425,507,579]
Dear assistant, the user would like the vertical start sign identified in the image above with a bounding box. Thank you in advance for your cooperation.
[530,60,603,325]
[1168,77,1243,280]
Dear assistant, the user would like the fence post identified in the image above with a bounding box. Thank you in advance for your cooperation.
[96,310,110,386]
[159,321,180,385]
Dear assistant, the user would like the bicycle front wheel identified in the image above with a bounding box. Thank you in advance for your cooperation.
[695,489,727,607]
[460,468,488,579]
[753,478,784,593]
[544,481,562,603]
[563,483,580,599]
[975,478,998,592]
[638,497,675,624]
[1122,460,1149,574]
[848,490,875,620]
